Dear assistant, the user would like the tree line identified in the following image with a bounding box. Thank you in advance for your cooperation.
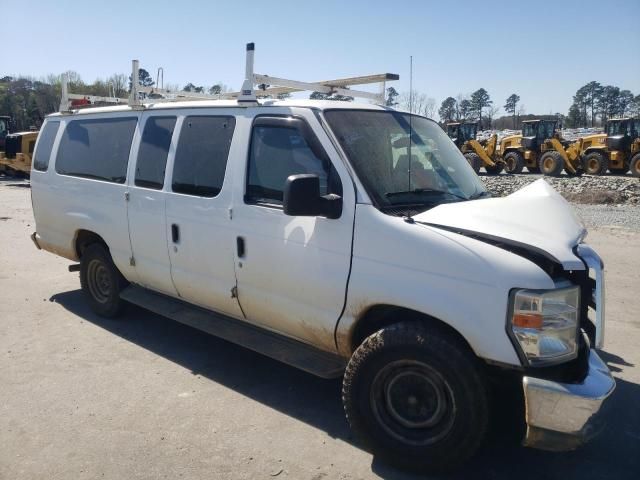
[1,67,638,132]
[0,68,229,131]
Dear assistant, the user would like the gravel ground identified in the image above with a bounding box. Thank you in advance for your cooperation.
[480,173,640,231]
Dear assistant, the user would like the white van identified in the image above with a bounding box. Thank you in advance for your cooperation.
[30,94,614,471]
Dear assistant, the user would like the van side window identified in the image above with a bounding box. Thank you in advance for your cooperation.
[135,116,176,189]
[33,121,60,171]
[172,116,235,197]
[246,124,336,205]
[56,117,137,183]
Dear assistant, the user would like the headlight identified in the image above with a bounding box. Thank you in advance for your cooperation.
[508,286,580,366]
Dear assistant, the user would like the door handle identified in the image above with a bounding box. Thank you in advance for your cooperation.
[236,236,245,258]
[171,224,180,244]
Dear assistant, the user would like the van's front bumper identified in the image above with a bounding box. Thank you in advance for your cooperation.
[522,349,615,451]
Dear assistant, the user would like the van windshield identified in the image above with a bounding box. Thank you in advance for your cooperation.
[323,110,487,213]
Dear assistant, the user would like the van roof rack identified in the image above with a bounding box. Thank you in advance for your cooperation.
[59,43,399,112]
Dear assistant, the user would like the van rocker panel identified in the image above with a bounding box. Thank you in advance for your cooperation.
[120,284,346,378]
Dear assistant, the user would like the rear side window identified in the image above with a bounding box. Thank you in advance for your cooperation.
[135,116,176,189]
[33,121,60,171]
[172,116,235,197]
[56,117,137,183]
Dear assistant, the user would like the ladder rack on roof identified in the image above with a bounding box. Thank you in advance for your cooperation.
[59,43,399,112]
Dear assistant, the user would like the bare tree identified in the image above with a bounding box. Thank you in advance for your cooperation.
[399,90,437,118]
[108,73,128,97]
[485,105,500,129]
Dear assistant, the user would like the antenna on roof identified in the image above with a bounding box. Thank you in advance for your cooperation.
[404,55,415,224]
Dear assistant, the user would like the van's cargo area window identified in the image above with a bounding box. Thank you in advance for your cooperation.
[246,125,332,205]
[33,121,60,171]
[135,116,176,189]
[55,117,137,183]
[172,116,235,198]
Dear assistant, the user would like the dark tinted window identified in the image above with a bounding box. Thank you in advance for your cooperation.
[33,121,60,171]
[56,117,137,183]
[246,125,333,204]
[172,116,235,197]
[135,116,176,189]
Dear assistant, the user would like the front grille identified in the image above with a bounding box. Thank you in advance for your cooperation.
[576,244,605,349]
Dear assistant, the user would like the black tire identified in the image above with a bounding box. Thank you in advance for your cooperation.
[464,152,481,174]
[503,151,524,174]
[342,322,489,473]
[484,162,503,175]
[538,151,564,176]
[629,153,640,178]
[80,243,128,317]
[582,151,608,175]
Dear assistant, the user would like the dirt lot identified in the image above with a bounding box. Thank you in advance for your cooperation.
[1,177,639,480]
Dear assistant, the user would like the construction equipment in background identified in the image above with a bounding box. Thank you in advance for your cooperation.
[0,130,39,176]
[576,117,640,176]
[446,122,503,174]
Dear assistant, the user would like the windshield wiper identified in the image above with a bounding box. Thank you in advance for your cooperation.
[385,188,467,201]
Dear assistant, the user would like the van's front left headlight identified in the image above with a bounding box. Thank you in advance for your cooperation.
[508,286,580,366]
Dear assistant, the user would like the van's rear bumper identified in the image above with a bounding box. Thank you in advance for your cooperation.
[522,349,615,451]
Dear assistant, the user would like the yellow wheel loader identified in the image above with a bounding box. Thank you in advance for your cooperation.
[558,118,640,176]
[446,122,503,175]
[0,130,38,176]
[579,117,640,176]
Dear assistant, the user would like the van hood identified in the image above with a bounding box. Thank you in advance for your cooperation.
[414,179,586,270]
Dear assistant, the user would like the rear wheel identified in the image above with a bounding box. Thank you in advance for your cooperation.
[464,153,481,173]
[630,153,640,178]
[342,322,489,473]
[582,151,608,175]
[539,151,564,176]
[503,151,524,174]
[80,243,128,317]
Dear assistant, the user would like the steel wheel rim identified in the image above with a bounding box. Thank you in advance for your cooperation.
[543,157,554,170]
[370,360,456,446]
[87,259,111,304]
[587,158,599,172]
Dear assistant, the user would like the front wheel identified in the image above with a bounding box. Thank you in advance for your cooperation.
[503,151,524,174]
[342,322,489,473]
[80,243,128,317]
[582,151,608,175]
[539,151,564,176]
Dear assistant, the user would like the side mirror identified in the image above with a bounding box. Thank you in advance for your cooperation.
[283,174,342,219]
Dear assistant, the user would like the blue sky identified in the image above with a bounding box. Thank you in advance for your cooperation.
[5,0,639,117]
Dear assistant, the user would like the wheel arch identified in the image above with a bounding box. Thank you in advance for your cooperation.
[74,229,109,259]
[347,304,476,358]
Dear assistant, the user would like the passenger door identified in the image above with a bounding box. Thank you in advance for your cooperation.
[126,114,177,296]
[231,112,355,352]
[165,113,244,318]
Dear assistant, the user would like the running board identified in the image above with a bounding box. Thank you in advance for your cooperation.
[120,285,346,379]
